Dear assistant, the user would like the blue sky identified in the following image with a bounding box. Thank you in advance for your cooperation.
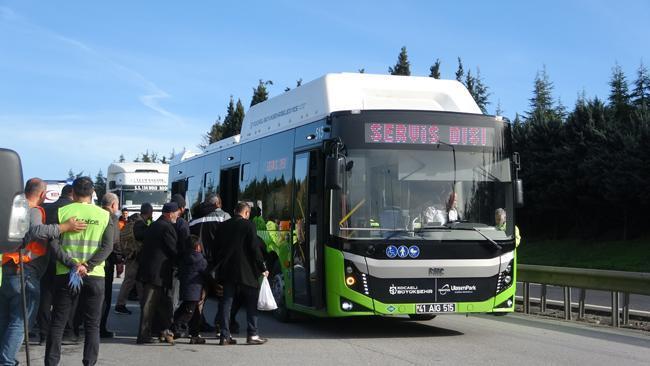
[1,0,649,180]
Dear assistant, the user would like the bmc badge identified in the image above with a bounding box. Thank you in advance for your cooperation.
[429,267,444,276]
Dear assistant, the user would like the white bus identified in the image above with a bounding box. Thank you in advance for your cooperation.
[107,162,170,219]
[170,73,523,320]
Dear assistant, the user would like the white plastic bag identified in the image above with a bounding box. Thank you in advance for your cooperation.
[257,276,278,311]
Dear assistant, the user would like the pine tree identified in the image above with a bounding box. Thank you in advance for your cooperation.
[607,63,632,123]
[495,100,503,116]
[118,154,125,163]
[429,59,441,79]
[94,170,106,201]
[251,80,273,107]
[473,68,490,114]
[388,46,411,76]
[202,117,225,148]
[526,66,556,124]
[632,61,650,110]
[141,151,151,163]
[464,69,475,98]
[455,57,464,82]
[358,68,365,73]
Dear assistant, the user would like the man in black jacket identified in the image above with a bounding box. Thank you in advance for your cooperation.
[136,202,179,345]
[217,202,268,345]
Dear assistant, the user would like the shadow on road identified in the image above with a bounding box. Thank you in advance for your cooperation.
[255,313,464,339]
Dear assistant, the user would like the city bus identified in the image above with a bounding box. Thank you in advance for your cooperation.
[170,73,522,320]
[107,162,170,219]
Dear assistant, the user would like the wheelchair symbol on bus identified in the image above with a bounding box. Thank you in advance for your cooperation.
[386,245,398,258]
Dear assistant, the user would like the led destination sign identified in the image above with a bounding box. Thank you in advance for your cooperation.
[364,123,494,147]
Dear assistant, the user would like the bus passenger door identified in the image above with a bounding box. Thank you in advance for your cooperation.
[292,151,324,308]
[219,167,239,216]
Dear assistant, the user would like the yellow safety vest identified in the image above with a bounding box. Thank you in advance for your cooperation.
[56,202,110,277]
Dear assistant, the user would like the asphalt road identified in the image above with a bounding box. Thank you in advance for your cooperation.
[19,279,650,366]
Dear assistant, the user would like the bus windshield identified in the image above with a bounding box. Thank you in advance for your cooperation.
[121,190,169,206]
[332,146,514,241]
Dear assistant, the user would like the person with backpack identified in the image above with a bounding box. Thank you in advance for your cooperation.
[114,203,152,315]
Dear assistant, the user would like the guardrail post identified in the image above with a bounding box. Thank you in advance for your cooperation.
[578,289,586,319]
[611,291,620,327]
[563,286,571,320]
[540,284,547,313]
[622,292,630,326]
[523,282,530,314]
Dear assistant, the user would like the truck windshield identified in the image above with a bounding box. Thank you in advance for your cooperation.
[331,147,514,241]
[121,190,168,206]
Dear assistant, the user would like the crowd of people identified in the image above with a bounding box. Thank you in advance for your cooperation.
[0,177,270,366]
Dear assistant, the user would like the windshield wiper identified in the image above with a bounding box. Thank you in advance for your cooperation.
[443,224,502,251]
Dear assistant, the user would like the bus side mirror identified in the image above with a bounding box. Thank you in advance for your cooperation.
[0,148,28,253]
[515,179,524,208]
[325,157,345,190]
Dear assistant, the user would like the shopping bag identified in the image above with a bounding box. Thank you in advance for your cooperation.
[257,276,278,311]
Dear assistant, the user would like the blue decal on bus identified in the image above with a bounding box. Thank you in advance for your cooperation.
[408,246,420,258]
[398,245,409,258]
[386,245,398,258]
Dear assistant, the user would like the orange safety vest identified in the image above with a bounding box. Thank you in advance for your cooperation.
[1,206,47,266]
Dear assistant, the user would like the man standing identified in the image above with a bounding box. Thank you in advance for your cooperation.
[114,203,152,315]
[217,202,268,345]
[0,179,85,365]
[99,193,122,338]
[45,177,114,366]
[136,202,179,345]
[38,184,74,345]
[170,194,190,308]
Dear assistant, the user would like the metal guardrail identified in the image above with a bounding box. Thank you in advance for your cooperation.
[518,264,650,327]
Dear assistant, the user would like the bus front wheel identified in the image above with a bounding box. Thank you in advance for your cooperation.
[407,314,437,321]
[270,261,292,322]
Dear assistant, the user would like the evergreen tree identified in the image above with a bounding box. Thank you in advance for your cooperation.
[472,68,490,114]
[94,170,106,202]
[495,100,503,116]
[358,68,365,73]
[118,154,125,163]
[526,66,556,124]
[632,61,650,110]
[429,59,441,79]
[455,57,464,82]
[607,63,632,123]
[202,117,225,148]
[141,151,151,163]
[464,69,475,98]
[388,46,411,76]
[251,79,273,107]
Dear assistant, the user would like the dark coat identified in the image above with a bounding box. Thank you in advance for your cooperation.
[179,250,208,301]
[216,215,267,288]
[175,217,191,260]
[137,217,178,288]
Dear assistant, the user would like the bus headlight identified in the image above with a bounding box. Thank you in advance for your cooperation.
[496,259,514,294]
[345,276,356,286]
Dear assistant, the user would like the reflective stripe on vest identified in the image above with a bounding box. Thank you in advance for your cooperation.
[1,206,47,266]
[55,202,110,277]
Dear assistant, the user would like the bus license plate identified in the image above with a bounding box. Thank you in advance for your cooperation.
[416,303,456,313]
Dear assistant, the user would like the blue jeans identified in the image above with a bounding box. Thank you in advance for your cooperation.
[0,272,40,366]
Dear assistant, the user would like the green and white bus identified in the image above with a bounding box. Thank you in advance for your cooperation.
[170,73,522,320]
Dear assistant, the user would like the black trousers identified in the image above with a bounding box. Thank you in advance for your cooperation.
[138,283,173,339]
[37,261,56,340]
[173,301,201,337]
[100,263,114,332]
[218,282,259,338]
[45,275,104,366]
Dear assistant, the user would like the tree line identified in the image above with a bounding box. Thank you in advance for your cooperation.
[514,63,650,240]
[202,47,649,241]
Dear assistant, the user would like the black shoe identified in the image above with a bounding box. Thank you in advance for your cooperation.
[114,305,132,315]
[100,330,114,339]
[136,337,159,344]
[219,337,237,346]
[189,335,206,344]
[246,335,267,345]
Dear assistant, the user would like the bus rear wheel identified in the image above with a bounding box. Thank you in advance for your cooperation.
[270,261,292,322]
[407,314,437,321]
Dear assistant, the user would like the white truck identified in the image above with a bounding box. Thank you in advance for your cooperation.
[107,162,170,219]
